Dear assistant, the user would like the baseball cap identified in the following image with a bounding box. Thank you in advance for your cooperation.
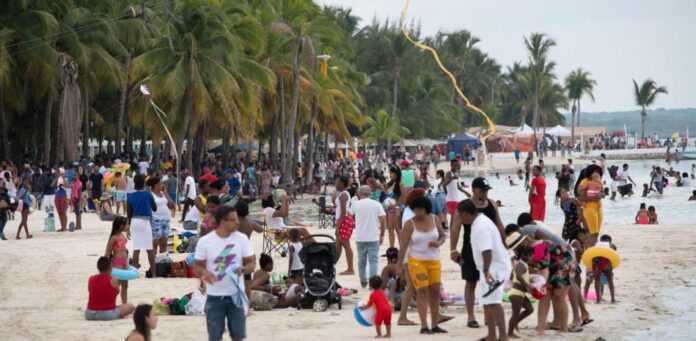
[471,177,492,191]
[400,159,409,167]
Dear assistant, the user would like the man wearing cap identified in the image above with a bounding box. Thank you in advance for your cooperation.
[456,199,511,341]
[348,185,387,288]
[400,160,416,189]
[449,177,505,329]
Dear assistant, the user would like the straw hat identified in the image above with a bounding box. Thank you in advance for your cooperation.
[506,232,528,251]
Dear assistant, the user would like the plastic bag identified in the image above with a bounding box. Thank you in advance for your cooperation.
[185,290,206,316]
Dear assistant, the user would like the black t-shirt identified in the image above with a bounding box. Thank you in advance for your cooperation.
[89,173,103,196]
[79,174,88,188]
[463,199,498,247]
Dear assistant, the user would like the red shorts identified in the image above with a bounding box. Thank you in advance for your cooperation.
[530,201,546,222]
[338,215,355,240]
[374,308,392,326]
[592,257,611,274]
[446,201,458,215]
[55,197,69,215]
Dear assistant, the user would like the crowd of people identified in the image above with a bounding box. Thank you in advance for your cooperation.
[1,140,694,340]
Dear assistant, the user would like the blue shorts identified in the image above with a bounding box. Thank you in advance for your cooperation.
[205,295,246,341]
[168,192,177,204]
[84,308,120,321]
[151,217,171,239]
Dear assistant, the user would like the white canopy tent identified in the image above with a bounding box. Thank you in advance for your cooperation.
[509,123,535,136]
[547,125,571,137]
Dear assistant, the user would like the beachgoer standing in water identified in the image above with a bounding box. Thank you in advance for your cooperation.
[529,165,546,222]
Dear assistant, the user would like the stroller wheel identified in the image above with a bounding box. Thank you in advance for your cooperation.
[313,299,328,312]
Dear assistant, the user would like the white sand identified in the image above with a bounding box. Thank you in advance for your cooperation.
[1,197,694,341]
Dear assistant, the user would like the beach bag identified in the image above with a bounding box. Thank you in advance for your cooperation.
[171,261,188,278]
[185,290,207,316]
[155,261,171,278]
[250,290,278,311]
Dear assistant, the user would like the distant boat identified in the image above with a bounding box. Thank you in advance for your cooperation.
[681,152,696,160]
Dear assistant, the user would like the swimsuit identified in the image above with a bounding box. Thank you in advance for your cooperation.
[508,260,529,298]
[580,179,603,235]
[112,237,128,269]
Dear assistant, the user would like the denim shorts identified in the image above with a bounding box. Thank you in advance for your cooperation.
[205,295,246,341]
[84,308,120,321]
[151,217,170,239]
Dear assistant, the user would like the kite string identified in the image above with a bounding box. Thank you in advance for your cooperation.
[399,0,496,140]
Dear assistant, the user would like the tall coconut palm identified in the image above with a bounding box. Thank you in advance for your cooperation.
[633,79,668,139]
[361,109,409,164]
[524,32,556,136]
[565,68,596,141]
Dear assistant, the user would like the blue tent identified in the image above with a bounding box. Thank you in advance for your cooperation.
[447,133,480,156]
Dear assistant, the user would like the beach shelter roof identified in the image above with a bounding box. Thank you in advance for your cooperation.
[448,133,479,155]
[548,125,571,137]
[509,124,535,135]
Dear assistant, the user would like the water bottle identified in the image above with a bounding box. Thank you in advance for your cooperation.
[45,213,56,232]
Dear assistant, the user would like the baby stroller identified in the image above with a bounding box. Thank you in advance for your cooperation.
[298,234,342,312]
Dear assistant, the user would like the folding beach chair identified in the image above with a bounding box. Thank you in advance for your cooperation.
[317,197,335,229]
[262,220,289,257]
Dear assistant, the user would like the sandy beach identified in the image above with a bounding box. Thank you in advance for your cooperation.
[1,194,694,341]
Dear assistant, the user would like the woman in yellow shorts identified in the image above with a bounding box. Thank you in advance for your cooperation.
[576,164,605,248]
[397,196,447,335]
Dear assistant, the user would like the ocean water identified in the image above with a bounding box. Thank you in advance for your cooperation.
[630,279,696,340]
[456,160,695,226]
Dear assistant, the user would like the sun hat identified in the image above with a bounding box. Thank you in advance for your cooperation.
[506,232,528,251]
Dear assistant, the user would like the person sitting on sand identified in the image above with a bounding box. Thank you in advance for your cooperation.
[99,193,117,221]
[200,195,221,234]
[125,304,158,341]
[592,235,617,304]
[689,190,696,201]
[361,276,392,338]
[85,257,135,321]
[648,206,659,224]
[641,183,655,198]
[251,253,300,308]
[635,203,650,225]
[508,176,518,186]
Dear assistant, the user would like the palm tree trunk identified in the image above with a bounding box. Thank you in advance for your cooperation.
[0,77,11,160]
[116,55,131,155]
[305,101,318,187]
[180,55,195,172]
[284,36,303,185]
[42,94,53,164]
[82,87,90,159]
[126,126,133,156]
[323,130,329,163]
[577,100,582,127]
[641,107,647,139]
[279,79,286,172]
[269,80,281,167]
[388,61,400,157]
[571,100,576,144]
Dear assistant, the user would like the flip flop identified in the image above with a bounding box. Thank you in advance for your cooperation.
[467,320,480,328]
[398,320,417,326]
[568,325,584,333]
[438,315,454,324]
[581,318,594,326]
[482,279,504,297]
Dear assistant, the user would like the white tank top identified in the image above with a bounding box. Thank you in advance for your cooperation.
[290,242,304,271]
[334,190,350,223]
[408,216,440,260]
[445,173,459,202]
[152,192,170,218]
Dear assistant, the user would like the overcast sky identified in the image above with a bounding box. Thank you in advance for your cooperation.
[317,0,696,113]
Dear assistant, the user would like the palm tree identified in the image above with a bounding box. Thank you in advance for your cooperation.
[565,68,596,142]
[361,109,409,164]
[524,32,556,136]
[633,79,668,139]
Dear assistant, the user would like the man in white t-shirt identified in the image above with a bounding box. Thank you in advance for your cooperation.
[180,170,197,223]
[456,199,511,341]
[194,205,255,341]
[137,158,149,176]
[348,185,386,287]
[616,163,636,197]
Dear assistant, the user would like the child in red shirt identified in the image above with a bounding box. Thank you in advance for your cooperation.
[361,276,392,338]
